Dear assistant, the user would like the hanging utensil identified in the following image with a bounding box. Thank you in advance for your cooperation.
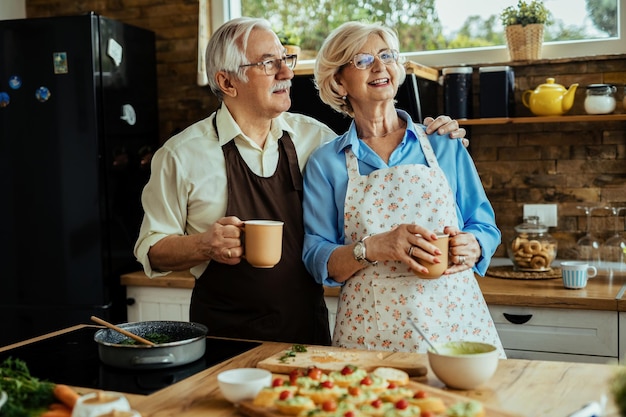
[91,316,156,346]
[408,320,439,353]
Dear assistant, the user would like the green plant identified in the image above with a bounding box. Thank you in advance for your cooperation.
[500,0,551,27]
[276,28,301,46]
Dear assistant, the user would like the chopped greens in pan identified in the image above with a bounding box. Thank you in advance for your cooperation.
[119,332,172,345]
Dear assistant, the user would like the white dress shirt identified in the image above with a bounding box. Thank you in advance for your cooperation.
[134,105,336,278]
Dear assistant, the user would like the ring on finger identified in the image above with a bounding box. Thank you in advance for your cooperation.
[227,249,232,259]
[459,255,466,265]
[408,246,415,257]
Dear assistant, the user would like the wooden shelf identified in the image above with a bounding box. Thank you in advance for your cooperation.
[459,114,626,125]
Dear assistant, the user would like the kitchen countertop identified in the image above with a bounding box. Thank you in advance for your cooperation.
[0,325,619,417]
[121,261,626,311]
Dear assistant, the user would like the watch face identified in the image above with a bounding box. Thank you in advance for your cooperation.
[353,241,366,261]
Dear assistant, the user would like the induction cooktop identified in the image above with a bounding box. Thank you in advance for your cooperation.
[0,327,261,395]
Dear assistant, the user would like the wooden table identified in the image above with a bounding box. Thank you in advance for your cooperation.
[130,341,620,417]
[1,326,620,417]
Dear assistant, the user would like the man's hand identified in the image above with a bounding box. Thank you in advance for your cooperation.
[423,115,469,148]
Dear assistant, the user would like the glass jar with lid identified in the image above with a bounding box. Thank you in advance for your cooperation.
[584,84,617,115]
[508,216,557,272]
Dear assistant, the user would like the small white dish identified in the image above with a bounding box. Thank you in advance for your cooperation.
[71,391,131,417]
[217,368,272,404]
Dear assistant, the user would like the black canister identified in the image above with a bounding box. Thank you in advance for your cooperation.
[442,67,473,119]
[479,66,515,118]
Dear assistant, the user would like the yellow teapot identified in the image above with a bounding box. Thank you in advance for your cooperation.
[522,78,579,116]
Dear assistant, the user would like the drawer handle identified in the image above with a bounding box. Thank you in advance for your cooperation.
[503,313,532,324]
[126,298,136,306]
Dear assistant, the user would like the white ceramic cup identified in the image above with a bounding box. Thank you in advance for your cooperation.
[243,220,284,268]
[561,261,598,289]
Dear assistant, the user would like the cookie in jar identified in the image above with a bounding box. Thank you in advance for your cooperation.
[508,216,557,272]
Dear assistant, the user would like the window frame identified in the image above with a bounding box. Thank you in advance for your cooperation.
[211,0,624,69]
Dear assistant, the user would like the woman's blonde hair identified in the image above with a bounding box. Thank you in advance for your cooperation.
[314,21,406,118]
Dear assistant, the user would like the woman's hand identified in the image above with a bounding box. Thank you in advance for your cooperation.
[443,226,481,274]
[423,115,469,148]
[366,224,443,276]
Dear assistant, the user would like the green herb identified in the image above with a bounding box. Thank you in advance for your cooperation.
[0,357,55,417]
[500,0,552,27]
[278,344,308,363]
[119,332,172,345]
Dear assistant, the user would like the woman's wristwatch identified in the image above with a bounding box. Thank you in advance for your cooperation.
[353,235,377,266]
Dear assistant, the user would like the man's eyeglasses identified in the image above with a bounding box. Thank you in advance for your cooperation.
[239,54,298,75]
[349,49,399,70]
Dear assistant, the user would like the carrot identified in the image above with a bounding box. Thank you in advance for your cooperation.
[48,403,72,412]
[40,409,72,417]
[52,384,80,409]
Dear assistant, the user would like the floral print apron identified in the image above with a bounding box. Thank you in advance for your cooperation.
[334,128,505,356]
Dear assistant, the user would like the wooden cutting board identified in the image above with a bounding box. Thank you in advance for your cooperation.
[239,378,522,417]
[256,345,427,377]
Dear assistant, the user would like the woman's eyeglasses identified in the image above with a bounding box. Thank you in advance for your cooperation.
[349,49,399,70]
[239,54,298,75]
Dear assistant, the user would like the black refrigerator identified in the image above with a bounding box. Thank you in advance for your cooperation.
[0,13,159,346]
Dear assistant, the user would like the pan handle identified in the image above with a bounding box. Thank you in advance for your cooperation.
[131,353,175,365]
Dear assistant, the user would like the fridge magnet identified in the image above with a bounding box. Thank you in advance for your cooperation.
[53,52,68,74]
[8,75,22,89]
[107,38,123,67]
[0,92,9,108]
[35,86,51,103]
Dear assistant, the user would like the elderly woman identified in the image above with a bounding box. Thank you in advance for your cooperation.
[302,21,505,355]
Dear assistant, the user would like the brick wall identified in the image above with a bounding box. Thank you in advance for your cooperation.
[24,0,626,261]
[465,55,626,258]
[26,0,219,143]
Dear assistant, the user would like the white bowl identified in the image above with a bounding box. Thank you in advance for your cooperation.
[427,341,499,390]
[217,368,272,404]
[71,392,131,417]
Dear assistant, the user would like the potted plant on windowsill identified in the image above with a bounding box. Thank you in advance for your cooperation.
[276,28,301,56]
[500,0,551,61]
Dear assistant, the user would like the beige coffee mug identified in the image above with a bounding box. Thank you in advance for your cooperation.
[413,234,450,279]
[243,220,284,268]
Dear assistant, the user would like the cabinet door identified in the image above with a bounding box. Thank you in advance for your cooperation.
[619,312,626,363]
[324,296,338,335]
[489,305,618,358]
[127,286,192,322]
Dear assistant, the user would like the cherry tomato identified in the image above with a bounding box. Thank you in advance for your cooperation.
[421,411,435,417]
[321,380,334,389]
[272,378,284,387]
[279,390,293,400]
[341,365,355,375]
[344,412,356,417]
[307,367,323,380]
[360,376,373,386]
[387,382,397,389]
[395,399,409,410]
[348,386,361,396]
[413,390,428,399]
[371,399,383,408]
[289,369,302,385]
[322,400,337,412]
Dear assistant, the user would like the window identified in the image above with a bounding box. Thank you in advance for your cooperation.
[207,0,623,68]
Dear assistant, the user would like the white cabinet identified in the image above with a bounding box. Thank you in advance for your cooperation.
[126,286,192,322]
[489,305,618,363]
[619,312,626,363]
[324,296,338,333]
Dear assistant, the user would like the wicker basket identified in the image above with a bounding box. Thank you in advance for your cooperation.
[505,23,544,61]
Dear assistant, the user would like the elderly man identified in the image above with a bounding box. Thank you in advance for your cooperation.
[134,17,467,345]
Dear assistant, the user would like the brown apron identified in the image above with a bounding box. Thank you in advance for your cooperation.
[190,124,330,345]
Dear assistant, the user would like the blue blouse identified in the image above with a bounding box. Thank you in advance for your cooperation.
[302,110,501,287]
